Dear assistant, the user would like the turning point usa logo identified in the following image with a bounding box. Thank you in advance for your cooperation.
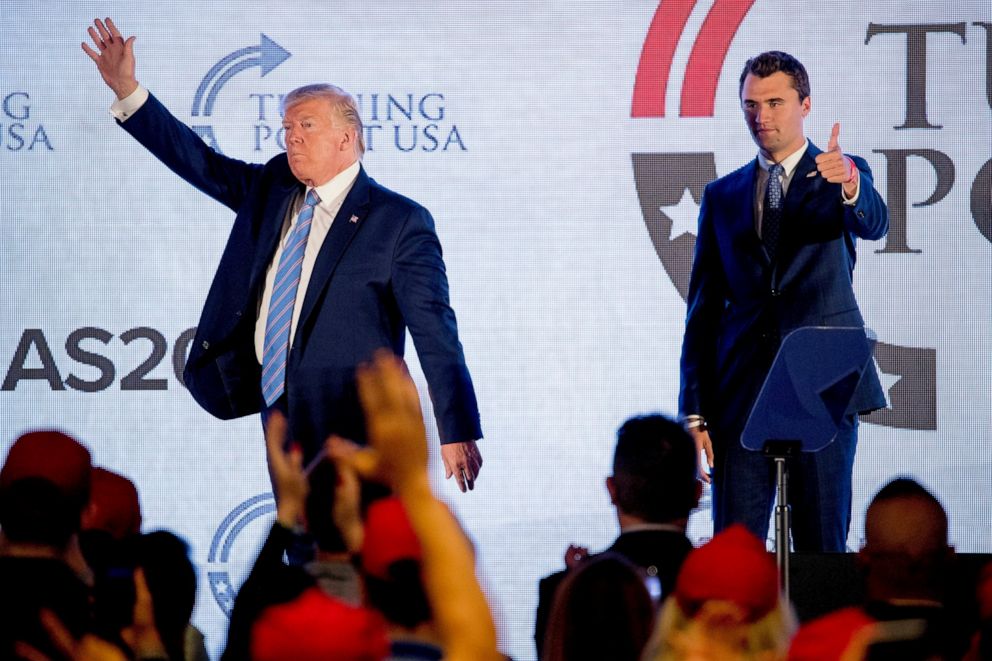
[189,33,466,157]
[2,92,54,152]
[630,1,992,432]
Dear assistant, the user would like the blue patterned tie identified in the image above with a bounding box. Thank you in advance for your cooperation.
[762,163,785,260]
[261,189,320,406]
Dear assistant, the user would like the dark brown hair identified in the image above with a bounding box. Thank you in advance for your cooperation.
[739,51,811,101]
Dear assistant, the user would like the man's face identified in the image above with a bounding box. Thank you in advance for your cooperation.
[282,97,356,187]
[741,71,810,162]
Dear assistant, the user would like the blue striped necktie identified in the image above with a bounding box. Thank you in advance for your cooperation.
[261,189,320,406]
[762,163,785,260]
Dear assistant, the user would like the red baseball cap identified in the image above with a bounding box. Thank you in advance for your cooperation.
[361,497,422,580]
[251,587,390,661]
[82,467,142,539]
[674,524,780,622]
[1,430,92,508]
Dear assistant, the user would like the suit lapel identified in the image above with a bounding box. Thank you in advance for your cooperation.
[296,166,372,335]
[730,159,768,265]
[251,172,302,293]
[783,142,821,221]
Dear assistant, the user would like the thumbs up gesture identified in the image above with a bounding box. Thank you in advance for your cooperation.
[814,122,859,197]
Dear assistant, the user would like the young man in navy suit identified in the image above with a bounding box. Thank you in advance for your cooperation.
[83,18,483,491]
[679,51,888,551]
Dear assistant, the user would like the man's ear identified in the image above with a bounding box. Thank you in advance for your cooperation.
[338,128,353,152]
[606,476,618,505]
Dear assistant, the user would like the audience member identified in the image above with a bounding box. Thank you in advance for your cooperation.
[0,430,95,658]
[858,477,969,659]
[10,392,985,661]
[82,467,143,540]
[535,414,700,657]
[250,586,391,661]
[641,524,796,661]
[15,568,167,661]
[964,560,992,660]
[789,477,975,660]
[360,496,443,660]
[331,350,502,661]
[542,553,655,661]
[134,530,207,661]
[80,467,144,648]
[302,458,363,606]
[787,606,877,661]
[222,411,389,661]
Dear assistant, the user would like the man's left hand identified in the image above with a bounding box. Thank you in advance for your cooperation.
[814,122,859,198]
[441,441,483,492]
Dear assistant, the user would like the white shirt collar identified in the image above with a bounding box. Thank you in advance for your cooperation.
[757,138,808,179]
[310,160,361,209]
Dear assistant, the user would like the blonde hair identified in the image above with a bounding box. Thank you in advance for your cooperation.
[641,595,797,661]
[282,83,366,155]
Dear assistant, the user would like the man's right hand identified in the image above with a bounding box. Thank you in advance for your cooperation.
[689,426,714,484]
[81,18,138,100]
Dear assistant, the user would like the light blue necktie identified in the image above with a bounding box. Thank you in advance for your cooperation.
[763,163,785,260]
[261,189,320,406]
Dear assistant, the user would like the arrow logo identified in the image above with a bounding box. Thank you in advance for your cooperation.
[192,34,291,117]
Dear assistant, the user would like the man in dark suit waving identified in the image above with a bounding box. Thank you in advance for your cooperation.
[83,18,483,490]
[679,51,888,550]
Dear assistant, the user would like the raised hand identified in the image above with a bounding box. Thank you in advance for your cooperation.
[327,351,430,494]
[264,411,308,527]
[325,435,365,553]
[81,18,138,99]
[120,569,168,659]
[564,544,590,569]
[814,122,859,196]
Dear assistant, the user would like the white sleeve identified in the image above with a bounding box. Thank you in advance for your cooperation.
[109,85,149,122]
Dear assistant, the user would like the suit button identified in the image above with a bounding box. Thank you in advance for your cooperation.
[234,310,242,318]
[770,288,780,297]
[202,340,210,350]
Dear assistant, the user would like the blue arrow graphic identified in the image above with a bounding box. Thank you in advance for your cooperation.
[191,34,291,117]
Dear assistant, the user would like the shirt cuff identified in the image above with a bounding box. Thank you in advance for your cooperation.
[109,85,149,122]
[841,171,861,205]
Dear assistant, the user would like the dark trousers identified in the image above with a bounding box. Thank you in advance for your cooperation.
[711,415,858,552]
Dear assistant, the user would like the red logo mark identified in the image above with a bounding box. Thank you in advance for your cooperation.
[632,0,758,118]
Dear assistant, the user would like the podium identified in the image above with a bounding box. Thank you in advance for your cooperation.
[741,326,878,599]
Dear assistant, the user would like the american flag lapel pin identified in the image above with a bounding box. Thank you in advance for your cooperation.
[349,214,359,223]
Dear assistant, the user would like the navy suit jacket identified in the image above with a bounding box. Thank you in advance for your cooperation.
[119,93,481,454]
[679,143,888,444]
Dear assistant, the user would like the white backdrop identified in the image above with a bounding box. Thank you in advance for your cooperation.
[2,2,990,659]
